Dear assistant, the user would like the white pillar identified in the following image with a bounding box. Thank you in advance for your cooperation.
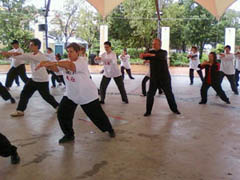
[100,25,108,55]
[225,28,236,53]
[161,27,170,64]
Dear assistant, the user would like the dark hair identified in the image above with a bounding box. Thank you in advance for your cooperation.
[11,40,19,45]
[209,52,217,64]
[123,48,127,52]
[47,47,53,52]
[80,46,86,54]
[104,41,111,47]
[192,46,198,51]
[55,53,61,60]
[66,43,80,52]
[30,39,41,49]
[224,45,231,50]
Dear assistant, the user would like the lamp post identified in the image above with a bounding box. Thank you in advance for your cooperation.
[44,0,51,48]
[155,0,162,38]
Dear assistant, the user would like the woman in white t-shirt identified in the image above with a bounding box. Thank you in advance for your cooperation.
[36,43,115,144]
[187,46,204,85]
[119,49,134,80]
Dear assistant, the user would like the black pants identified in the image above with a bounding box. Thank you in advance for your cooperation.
[51,74,65,87]
[142,76,162,96]
[121,66,134,79]
[0,82,13,101]
[219,72,238,94]
[189,68,204,84]
[235,69,240,86]
[146,80,178,114]
[100,75,128,102]
[5,64,29,88]
[200,82,229,103]
[57,96,113,137]
[0,133,17,157]
[17,79,59,111]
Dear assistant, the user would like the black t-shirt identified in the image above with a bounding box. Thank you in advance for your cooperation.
[144,49,171,83]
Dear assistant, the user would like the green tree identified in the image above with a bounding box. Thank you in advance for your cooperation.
[0,0,38,51]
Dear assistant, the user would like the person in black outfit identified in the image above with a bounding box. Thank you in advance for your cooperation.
[0,132,20,164]
[198,52,230,104]
[140,38,180,116]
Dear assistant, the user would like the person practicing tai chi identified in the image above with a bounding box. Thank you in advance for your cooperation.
[95,41,128,104]
[2,39,59,117]
[1,40,29,90]
[140,38,180,116]
[187,46,204,85]
[36,43,115,144]
[119,48,134,80]
[219,45,238,95]
[0,132,20,164]
[198,52,230,104]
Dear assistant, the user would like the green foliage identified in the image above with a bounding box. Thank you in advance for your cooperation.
[170,52,189,66]
[211,44,225,54]
[0,0,38,51]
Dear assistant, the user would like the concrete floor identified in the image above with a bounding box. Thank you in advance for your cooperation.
[0,74,240,180]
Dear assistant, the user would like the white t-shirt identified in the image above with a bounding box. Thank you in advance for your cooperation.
[98,51,121,78]
[14,52,49,82]
[60,57,98,105]
[235,54,240,71]
[119,54,131,69]
[45,52,55,62]
[8,48,24,67]
[220,53,235,75]
[189,52,200,70]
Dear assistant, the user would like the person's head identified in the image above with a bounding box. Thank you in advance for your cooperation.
[79,46,86,56]
[66,43,80,61]
[191,46,198,53]
[55,53,61,61]
[104,41,112,53]
[224,45,231,53]
[208,52,217,64]
[123,48,127,55]
[29,39,41,52]
[47,47,53,54]
[152,38,161,50]
[11,40,19,49]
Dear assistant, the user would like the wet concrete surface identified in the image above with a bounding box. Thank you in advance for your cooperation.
[0,73,240,180]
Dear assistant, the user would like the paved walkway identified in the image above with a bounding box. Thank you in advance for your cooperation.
[0,64,190,76]
[1,72,240,180]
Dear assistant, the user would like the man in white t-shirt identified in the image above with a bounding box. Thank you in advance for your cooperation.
[235,51,240,87]
[4,40,29,90]
[95,41,128,104]
[119,48,134,80]
[2,39,59,117]
[187,46,204,85]
[219,45,238,95]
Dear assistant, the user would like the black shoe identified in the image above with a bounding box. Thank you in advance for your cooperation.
[130,77,135,79]
[234,92,239,95]
[190,82,193,85]
[144,112,151,116]
[108,129,116,138]
[173,110,181,114]
[11,152,20,164]
[100,101,105,104]
[10,98,16,104]
[122,100,128,104]
[199,101,206,104]
[58,135,74,144]
[226,100,231,104]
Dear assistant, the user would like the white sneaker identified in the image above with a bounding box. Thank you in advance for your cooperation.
[10,111,24,117]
